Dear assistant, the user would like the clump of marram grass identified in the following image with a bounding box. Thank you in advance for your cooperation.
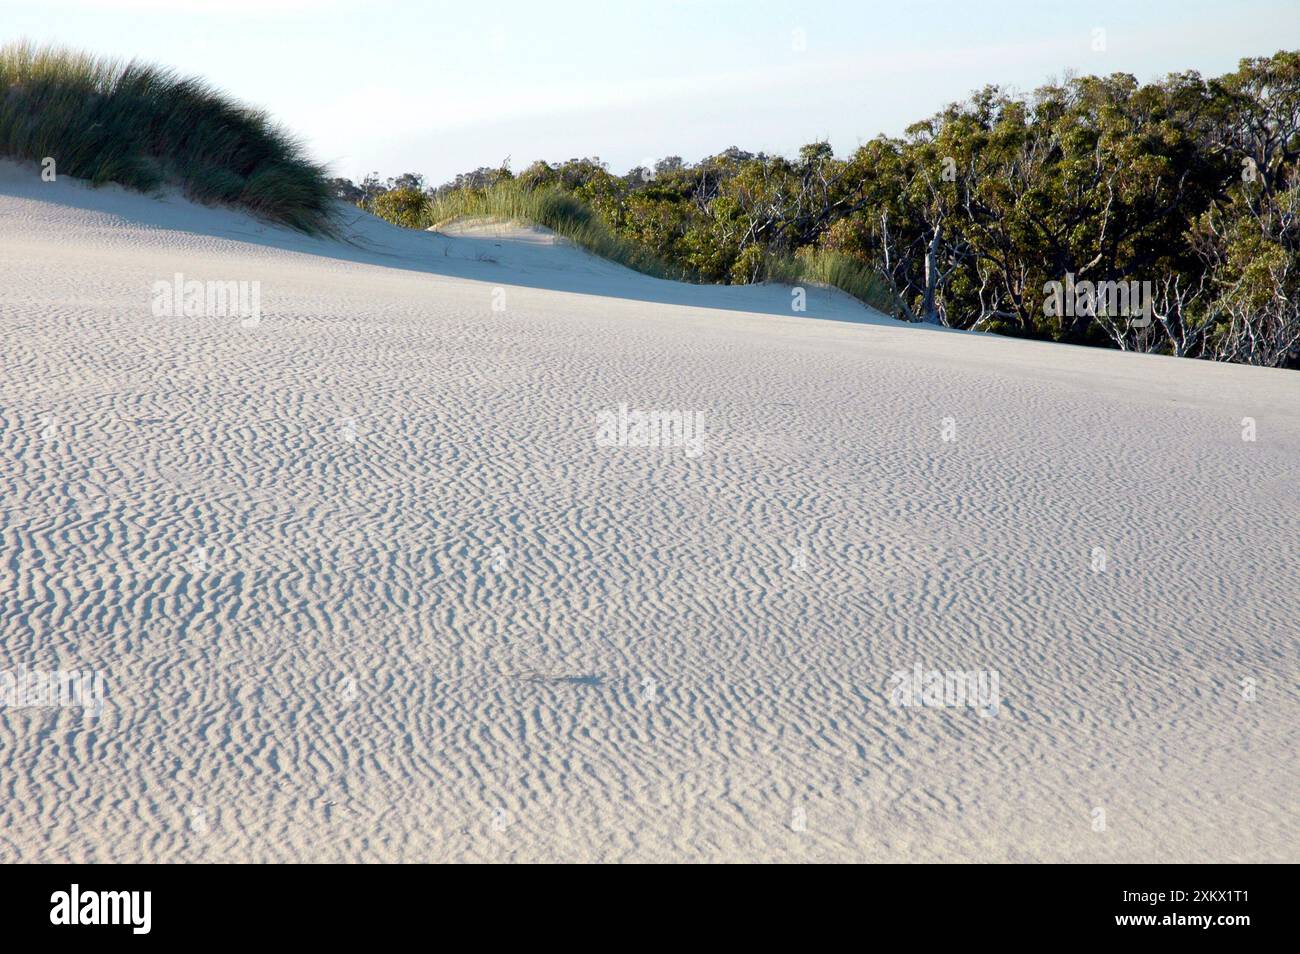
[761,247,903,318]
[421,181,693,282]
[0,41,334,233]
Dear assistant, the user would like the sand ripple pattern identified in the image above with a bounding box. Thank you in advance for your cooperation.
[1,166,1297,861]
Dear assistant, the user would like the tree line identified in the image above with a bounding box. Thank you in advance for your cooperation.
[336,52,1299,368]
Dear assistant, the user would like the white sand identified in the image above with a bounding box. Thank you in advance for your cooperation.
[1,159,1296,863]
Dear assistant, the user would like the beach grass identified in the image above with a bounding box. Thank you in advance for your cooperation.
[760,246,903,318]
[0,40,334,233]
[408,179,902,315]
[425,181,690,281]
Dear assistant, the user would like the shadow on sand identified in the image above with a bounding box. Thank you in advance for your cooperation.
[0,159,958,331]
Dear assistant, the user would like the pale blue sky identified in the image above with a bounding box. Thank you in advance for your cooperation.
[3,0,1295,185]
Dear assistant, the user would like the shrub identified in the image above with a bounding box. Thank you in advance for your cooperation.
[372,187,430,229]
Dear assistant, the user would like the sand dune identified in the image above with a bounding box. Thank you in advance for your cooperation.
[0,158,1296,862]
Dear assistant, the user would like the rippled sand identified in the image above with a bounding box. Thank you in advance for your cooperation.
[1,160,1296,862]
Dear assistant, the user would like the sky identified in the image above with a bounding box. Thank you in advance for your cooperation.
[3,0,1295,186]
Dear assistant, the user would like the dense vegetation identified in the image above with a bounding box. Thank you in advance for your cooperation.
[352,52,1299,367]
[0,41,334,232]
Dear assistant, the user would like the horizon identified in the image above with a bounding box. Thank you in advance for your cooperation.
[2,0,1295,184]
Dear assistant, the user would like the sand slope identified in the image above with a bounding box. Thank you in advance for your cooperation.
[0,159,1296,862]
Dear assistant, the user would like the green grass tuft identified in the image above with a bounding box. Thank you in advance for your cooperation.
[423,181,693,282]
[0,40,335,233]
[761,246,903,318]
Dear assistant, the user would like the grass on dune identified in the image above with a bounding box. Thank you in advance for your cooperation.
[420,182,691,281]
[386,179,904,315]
[760,247,903,318]
[0,40,334,233]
